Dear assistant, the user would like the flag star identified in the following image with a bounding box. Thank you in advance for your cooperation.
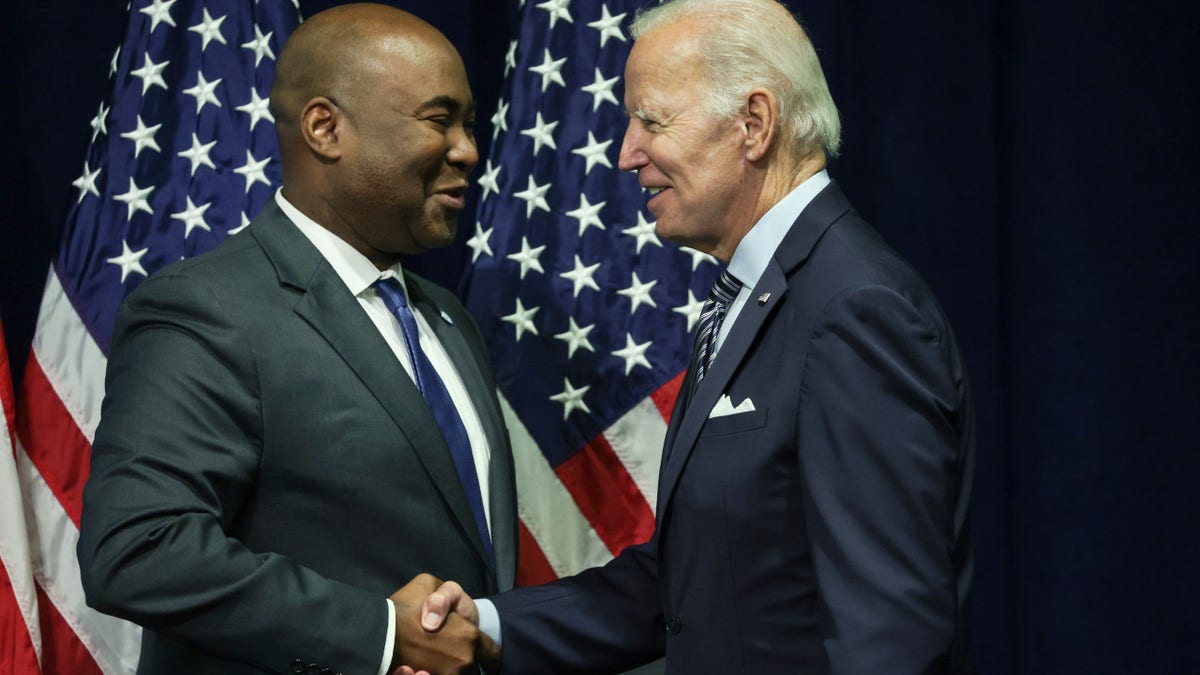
[139,0,177,32]
[560,255,602,297]
[513,175,552,218]
[183,71,223,114]
[178,133,218,175]
[233,150,272,193]
[130,52,170,95]
[501,298,540,341]
[549,377,591,420]
[188,8,228,51]
[113,177,155,220]
[504,40,518,76]
[520,112,559,156]
[537,0,574,29]
[581,68,620,111]
[571,131,613,174]
[565,193,606,236]
[109,45,121,77]
[681,245,719,270]
[478,160,502,201]
[673,290,706,332]
[90,101,109,142]
[229,212,251,235]
[554,317,596,358]
[171,196,214,238]
[507,236,547,279]
[241,26,276,67]
[612,334,653,375]
[490,98,509,140]
[587,5,627,47]
[72,161,101,203]
[618,271,658,314]
[622,211,663,253]
[236,89,273,131]
[119,115,163,158]
[466,222,494,262]
[529,48,567,92]
[107,240,150,283]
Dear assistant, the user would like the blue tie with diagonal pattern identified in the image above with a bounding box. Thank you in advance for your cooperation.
[373,277,493,566]
[691,269,743,394]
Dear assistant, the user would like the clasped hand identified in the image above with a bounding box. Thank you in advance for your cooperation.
[389,574,490,675]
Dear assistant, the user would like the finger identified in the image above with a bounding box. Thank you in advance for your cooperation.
[421,591,450,631]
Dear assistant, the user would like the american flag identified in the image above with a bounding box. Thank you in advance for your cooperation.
[462,0,719,585]
[10,1,299,671]
[2,313,41,674]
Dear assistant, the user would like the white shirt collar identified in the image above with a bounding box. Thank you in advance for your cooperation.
[727,170,830,290]
[274,189,407,296]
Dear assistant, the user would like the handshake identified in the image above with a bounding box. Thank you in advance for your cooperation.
[388,573,493,675]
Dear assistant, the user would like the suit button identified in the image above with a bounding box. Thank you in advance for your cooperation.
[291,659,305,674]
[666,615,682,634]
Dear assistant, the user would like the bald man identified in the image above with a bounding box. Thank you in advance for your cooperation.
[78,5,513,674]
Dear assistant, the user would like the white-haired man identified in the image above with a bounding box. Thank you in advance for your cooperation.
[410,0,975,672]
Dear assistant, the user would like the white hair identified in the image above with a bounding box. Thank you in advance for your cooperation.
[630,0,841,157]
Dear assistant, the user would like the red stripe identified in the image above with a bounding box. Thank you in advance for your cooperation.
[0,564,41,674]
[36,585,102,675]
[649,371,685,423]
[514,519,558,587]
[554,434,654,557]
[15,355,93,528]
[1,319,15,448]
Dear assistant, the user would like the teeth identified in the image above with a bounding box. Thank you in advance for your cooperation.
[648,187,663,195]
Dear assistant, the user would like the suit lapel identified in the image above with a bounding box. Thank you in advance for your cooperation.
[407,275,516,590]
[250,205,491,572]
[656,262,788,521]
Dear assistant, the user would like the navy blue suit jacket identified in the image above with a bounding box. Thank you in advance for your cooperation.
[490,182,975,674]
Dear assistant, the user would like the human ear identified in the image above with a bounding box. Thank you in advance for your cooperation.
[300,96,343,161]
[742,88,778,162]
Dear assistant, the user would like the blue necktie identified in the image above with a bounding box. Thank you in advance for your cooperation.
[691,269,743,394]
[373,277,493,566]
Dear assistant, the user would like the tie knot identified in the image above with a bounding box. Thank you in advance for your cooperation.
[373,276,409,310]
[709,270,742,305]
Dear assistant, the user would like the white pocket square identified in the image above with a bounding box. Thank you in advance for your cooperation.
[709,394,757,418]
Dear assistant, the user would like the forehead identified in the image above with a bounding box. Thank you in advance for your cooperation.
[361,35,473,104]
[624,23,707,107]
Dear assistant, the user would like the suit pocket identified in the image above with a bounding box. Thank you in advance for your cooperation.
[700,409,769,437]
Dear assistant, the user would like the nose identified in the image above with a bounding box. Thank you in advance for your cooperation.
[448,124,479,171]
[618,120,647,173]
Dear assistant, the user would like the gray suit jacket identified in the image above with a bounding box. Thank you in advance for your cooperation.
[78,200,517,675]
[490,182,974,674]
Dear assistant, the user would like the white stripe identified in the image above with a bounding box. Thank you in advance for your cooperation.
[17,436,141,674]
[0,409,43,667]
[601,397,667,512]
[498,394,613,577]
[31,267,108,443]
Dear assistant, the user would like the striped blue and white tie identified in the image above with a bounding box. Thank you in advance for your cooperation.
[690,269,743,394]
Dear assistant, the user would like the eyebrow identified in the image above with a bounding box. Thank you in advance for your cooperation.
[416,95,476,115]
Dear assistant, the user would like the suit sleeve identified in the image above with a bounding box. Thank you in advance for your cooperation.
[77,272,387,675]
[796,284,971,674]
[489,539,665,674]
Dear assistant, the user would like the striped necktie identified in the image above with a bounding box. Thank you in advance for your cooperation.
[691,269,743,394]
[373,277,493,566]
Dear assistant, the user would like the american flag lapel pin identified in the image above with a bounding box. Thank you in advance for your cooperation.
[439,310,454,325]
[757,292,771,306]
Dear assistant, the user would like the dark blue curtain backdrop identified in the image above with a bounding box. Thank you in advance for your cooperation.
[3,2,1197,673]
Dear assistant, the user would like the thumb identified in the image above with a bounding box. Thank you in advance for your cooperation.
[420,591,450,631]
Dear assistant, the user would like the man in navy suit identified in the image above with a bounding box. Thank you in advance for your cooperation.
[410,0,975,672]
[78,6,510,674]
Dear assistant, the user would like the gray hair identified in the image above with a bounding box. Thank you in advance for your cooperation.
[630,0,841,157]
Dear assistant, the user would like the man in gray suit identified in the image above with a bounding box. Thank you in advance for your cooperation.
[78,5,511,674]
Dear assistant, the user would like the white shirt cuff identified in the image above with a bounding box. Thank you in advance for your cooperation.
[379,597,396,675]
[476,598,502,648]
